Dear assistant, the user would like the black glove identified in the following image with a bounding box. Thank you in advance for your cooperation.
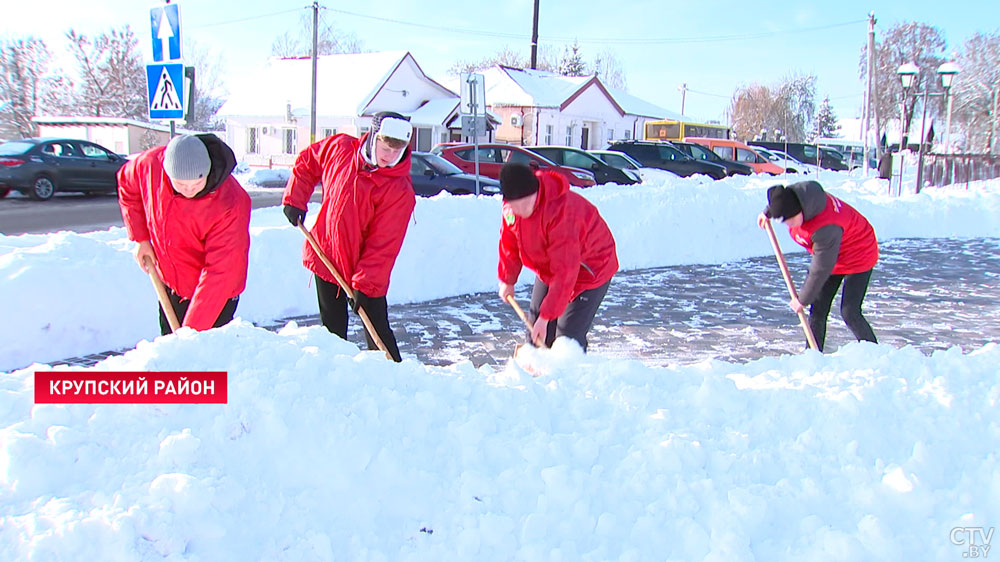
[283,205,306,226]
[351,289,370,313]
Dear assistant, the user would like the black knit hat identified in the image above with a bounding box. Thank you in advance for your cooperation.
[499,162,539,201]
[766,184,803,221]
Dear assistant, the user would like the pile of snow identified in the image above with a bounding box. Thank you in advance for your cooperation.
[245,168,291,188]
[1,322,997,560]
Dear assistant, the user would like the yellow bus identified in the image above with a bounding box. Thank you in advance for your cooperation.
[644,120,731,142]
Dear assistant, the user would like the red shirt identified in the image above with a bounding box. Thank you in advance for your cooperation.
[498,170,618,319]
[282,134,415,297]
[790,193,878,274]
[118,146,251,330]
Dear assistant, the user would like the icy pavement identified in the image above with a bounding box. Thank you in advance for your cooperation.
[272,237,1000,367]
[57,237,1000,369]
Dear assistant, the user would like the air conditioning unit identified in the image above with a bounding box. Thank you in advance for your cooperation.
[260,127,269,135]
[510,114,523,127]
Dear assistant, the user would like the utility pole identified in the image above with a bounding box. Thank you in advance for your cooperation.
[679,83,688,116]
[862,11,875,176]
[310,1,319,144]
[530,0,540,69]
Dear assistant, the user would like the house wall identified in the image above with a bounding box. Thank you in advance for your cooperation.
[34,123,171,155]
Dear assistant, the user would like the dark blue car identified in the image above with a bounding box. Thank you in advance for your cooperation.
[0,137,127,200]
[410,151,500,197]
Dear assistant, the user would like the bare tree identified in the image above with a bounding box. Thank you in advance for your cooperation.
[271,11,364,58]
[953,31,1000,153]
[592,49,627,91]
[66,26,146,119]
[859,21,946,148]
[0,37,54,138]
[448,45,557,75]
[184,39,228,131]
[728,74,816,142]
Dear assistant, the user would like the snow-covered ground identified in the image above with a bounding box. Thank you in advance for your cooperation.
[2,168,999,560]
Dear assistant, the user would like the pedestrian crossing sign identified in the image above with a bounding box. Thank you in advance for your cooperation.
[146,63,185,120]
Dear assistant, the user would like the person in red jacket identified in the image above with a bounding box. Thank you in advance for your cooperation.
[757,180,878,351]
[497,162,618,351]
[282,111,415,362]
[118,134,251,335]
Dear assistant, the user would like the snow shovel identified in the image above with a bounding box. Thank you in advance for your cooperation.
[297,223,393,360]
[143,256,181,333]
[763,220,820,351]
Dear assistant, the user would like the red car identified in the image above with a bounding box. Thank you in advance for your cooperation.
[431,143,597,188]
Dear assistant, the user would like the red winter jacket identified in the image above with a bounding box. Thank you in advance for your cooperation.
[282,133,415,297]
[117,136,251,331]
[790,193,879,275]
[498,170,618,320]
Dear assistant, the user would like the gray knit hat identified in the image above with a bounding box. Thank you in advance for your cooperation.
[163,135,211,180]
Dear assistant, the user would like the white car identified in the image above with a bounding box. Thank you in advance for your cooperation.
[755,147,818,175]
[589,149,646,183]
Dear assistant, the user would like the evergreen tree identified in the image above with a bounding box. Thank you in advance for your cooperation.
[812,96,840,140]
[558,41,586,76]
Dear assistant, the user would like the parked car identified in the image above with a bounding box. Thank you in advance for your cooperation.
[605,140,727,180]
[683,137,783,175]
[410,151,500,196]
[0,137,127,200]
[749,141,848,171]
[431,143,596,187]
[671,141,752,176]
[529,145,640,185]
[762,147,821,175]
[589,149,644,173]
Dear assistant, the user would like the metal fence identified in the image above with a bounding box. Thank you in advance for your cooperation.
[921,153,1000,188]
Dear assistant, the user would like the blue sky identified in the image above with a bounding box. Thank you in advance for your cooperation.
[4,0,995,130]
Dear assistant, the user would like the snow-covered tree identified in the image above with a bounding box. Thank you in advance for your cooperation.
[811,96,840,140]
[954,31,1000,153]
[558,41,586,76]
[0,37,53,138]
[447,45,557,75]
[66,26,146,119]
[591,49,627,91]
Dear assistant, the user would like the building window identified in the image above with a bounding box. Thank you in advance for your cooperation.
[283,128,296,154]
[624,130,632,140]
[440,131,449,145]
[565,126,574,146]
[607,128,614,142]
[247,127,260,154]
[416,127,432,151]
[322,128,336,138]
[545,125,553,144]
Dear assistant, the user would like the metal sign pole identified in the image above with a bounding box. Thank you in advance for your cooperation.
[469,74,481,196]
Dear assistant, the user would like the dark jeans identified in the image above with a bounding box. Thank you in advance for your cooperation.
[158,288,239,335]
[808,269,877,352]
[315,275,402,362]
[528,278,612,352]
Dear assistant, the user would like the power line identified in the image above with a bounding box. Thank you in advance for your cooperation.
[190,8,304,29]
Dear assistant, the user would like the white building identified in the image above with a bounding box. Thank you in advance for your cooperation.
[31,117,190,156]
[217,51,464,167]
[461,66,676,149]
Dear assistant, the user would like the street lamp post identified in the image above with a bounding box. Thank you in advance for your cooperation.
[897,61,960,193]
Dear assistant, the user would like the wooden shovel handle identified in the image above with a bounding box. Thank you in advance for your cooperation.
[504,294,533,332]
[297,223,392,360]
[143,256,181,333]
[764,220,820,351]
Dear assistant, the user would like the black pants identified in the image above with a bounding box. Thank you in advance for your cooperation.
[315,275,402,362]
[158,288,239,336]
[808,269,877,352]
[528,278,612,352]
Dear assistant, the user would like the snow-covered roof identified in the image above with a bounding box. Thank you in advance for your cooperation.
[31,116,200,135]
[605,88,685,120]
[218,51,451,119]
[406,97,459,127]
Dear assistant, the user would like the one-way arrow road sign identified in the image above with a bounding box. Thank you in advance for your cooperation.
[150,3,182,62]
